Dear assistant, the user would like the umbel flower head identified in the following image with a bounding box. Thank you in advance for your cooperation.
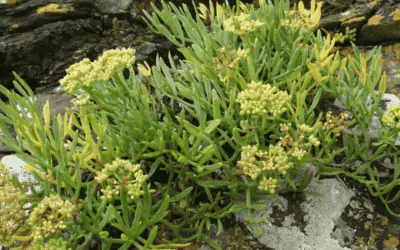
[382,104,400,129]
[95,158,148,201]
[59,58,95,93]
[259,144,293,174]
[224,13,264,35]
[237,144,297,194]
[60,48,135,93]
[94,48,136,81]
[237,145,261,180]
[258,176,279,194]
[323,111,349,136]
[237,81,290,117]
[27,195,76,241]
[237,144,292,179]
[0,163,25,247]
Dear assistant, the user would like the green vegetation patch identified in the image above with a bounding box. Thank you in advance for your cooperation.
[0,0,399,249]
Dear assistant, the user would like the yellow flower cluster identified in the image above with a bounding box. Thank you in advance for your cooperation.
[224,13,264,35]
[71,93,91,106]
[213,47,249,70]
[59,58,94,93]
[28,195,76,241]
[237,81,290,117]
[0,164,25,247]
[259,144,292,174]
[237,145,288,194]
[60,48,135,93]
[280,0,323,30]
[382,105,400,129]
[280,123,321,159]
[258,176,279,194]
[237,145,261,180]
[291,147,307,159]
[100,185,119,201]
[323,111,350,136]
[237,144,292,177]
[213,47,249,83]
[308,135,321,147]
[95,49,135,80]
[95,158,147,201]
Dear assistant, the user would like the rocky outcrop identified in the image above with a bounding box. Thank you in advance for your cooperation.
[320,0,400,44]
[320,0,380,32]
[0,0,174,93]
[0,0,256,94]
[357,2,400,44]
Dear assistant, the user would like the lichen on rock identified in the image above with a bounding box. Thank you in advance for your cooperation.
[367,14,384,25]
[37,3,74,15]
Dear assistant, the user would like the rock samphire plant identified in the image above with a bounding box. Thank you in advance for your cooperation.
[0,0,399,249]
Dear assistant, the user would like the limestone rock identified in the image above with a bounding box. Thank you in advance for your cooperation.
[237,179,355,250]
[235,176,398,250]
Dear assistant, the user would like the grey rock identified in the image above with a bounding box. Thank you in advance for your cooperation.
[331,217,356,248]
[1,154,35,183]
[325,0,354,10]
[94,0,133,14]
[35,91,73,116]
[238,179,355,250]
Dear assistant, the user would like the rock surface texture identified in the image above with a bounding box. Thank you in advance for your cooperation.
[240,179,355,250]
[0,0,173,93]
[320,0,400,44]
[196,176,400,250]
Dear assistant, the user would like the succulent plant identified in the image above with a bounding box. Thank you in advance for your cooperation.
[0,0,398,249]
